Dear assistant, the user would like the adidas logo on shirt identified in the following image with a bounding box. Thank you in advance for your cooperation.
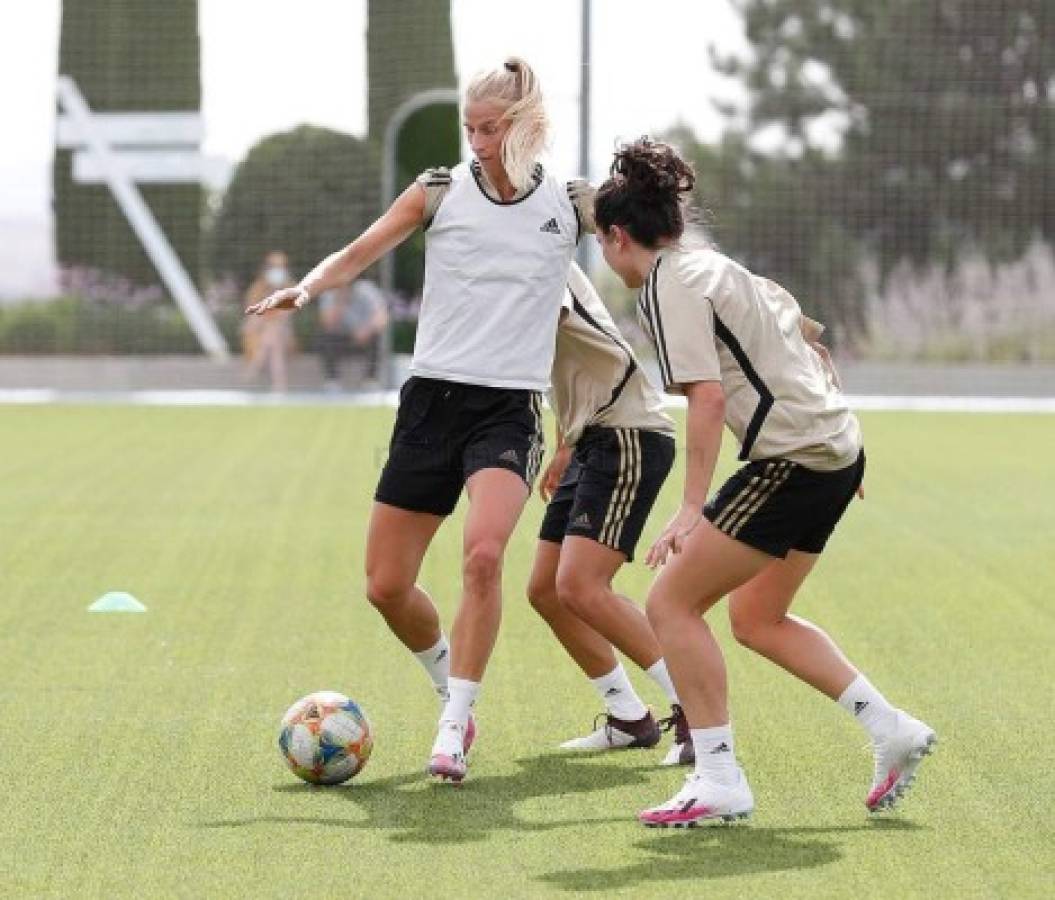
[605,687,621,697]
[572,513,591,528]
[539,217,561,234]
[710,742,731,754]
[498,449,520,464]
[854,701,869,716]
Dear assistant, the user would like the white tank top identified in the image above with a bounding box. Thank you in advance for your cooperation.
[410,161,579,391]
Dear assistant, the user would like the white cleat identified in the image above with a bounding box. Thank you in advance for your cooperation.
[639,769,754,828]
[559,711,661,752]
[867,711,937,812]
[428,719,470,784]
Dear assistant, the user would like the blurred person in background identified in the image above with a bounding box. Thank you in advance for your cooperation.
[317,278,389,392]
[242,250,296,392]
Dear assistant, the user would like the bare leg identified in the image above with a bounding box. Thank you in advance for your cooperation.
[364,501,445,652]
[646,521,771,728]
[555,536,663,672]
[527,540,619,678]
[728,550,857,699]
[450,467,529,680]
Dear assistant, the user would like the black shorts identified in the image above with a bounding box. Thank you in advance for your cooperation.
[539,427,675,561]
[375,377,544,516]
[704,449,866,558]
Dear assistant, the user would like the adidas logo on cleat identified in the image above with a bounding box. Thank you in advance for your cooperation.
[498,449,519,464]
[572,513,591,528]
[539,217,561,234]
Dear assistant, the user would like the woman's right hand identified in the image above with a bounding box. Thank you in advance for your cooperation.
[538,445,572,501]
[245,287,309,316]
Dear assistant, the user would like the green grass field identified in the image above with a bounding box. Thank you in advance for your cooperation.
[1,405,1052,898]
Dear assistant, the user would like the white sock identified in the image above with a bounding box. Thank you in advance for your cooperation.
[591,664,649,721]
[440,677,479,731]
[412,636,450,702]
[644,659,680,705]
[837,673,898,741]
[691,724,739,785]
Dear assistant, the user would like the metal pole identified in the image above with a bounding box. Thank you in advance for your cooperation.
[576,0,592,272]
[379,88,460,389]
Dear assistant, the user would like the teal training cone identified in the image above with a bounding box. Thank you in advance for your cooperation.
[88,592,147,613]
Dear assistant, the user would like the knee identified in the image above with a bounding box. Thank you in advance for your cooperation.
[554,569,599,620]
[645,591,694,638]
[365,570,409,613]
[728,606,769,651]
[463,541,504,591]
[527,576,559,621]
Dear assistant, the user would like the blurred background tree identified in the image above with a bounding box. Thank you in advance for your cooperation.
[53,0,203,293]
[207,126,380,288]
[693,0,1055,340]
[368,0,460,298]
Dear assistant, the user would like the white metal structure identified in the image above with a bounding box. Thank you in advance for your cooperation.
[55,76,230,359]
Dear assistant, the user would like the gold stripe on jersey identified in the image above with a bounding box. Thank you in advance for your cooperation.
[727,461,794,538]
[713,462,780,532]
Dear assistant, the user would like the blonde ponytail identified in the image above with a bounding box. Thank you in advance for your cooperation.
[466,57,549,192]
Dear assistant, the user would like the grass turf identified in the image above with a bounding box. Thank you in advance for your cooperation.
[0,405,1052,897]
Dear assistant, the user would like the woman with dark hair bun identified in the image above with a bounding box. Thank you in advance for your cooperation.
[595,137,935,827]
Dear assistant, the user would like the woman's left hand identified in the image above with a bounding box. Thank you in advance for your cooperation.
[645,502,704,569]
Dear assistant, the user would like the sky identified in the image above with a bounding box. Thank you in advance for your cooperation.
[0,0,746,294]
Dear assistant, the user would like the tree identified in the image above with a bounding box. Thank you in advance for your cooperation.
[367,0,459,296]
[207,127,380,289]
[666,126,865,336]
[53,0,203,292]
[717,0,1055,272]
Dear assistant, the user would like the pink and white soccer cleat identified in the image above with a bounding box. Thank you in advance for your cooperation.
[427,717,474,784]
[867,711,937,812]
[638,769,754,828]
[427,752,467,783]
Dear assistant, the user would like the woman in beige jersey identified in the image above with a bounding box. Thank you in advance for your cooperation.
[527,262,691,764]
[594,138,935,827]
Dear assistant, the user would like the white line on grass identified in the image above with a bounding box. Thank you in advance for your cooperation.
[1,389,1054,413]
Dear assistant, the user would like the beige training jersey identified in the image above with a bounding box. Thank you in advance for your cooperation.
[551,263,675,447]
[637,245,861,471]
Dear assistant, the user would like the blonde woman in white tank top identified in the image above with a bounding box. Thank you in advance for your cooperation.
[247,59,593,783]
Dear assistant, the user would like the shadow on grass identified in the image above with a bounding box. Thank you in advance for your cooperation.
[538,819,926,891]
[198,753,653,845]
[198,755,927,887]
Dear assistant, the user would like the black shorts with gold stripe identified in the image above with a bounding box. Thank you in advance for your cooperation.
[704,449,865,557]
[540,426,675,561]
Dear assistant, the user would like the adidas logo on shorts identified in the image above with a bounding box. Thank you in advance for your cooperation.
[498,449,519,464]
[539,217,561,234]
[572,513,591,528]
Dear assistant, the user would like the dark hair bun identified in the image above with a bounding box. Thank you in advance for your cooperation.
[611,136,692,197]
[594,137,698,247]
[611,137,695,199]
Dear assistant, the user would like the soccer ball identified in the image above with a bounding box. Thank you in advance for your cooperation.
[278,691,373,785]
